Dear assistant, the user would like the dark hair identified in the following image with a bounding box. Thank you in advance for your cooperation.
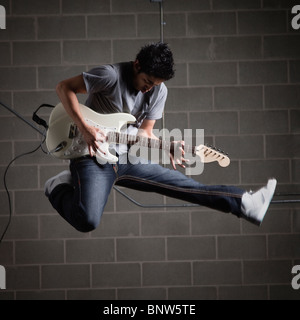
[136,42,175,80]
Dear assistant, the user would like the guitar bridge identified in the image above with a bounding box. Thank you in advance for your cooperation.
[69,124,77,139]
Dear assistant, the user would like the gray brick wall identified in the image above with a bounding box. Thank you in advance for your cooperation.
[0,0,299,300]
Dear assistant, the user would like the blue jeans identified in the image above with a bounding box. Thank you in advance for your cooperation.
[49,155,245,232]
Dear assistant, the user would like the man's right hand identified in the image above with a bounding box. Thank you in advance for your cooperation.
[80,124,106,157]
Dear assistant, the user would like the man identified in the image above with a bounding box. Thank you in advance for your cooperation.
[45,42,277,233]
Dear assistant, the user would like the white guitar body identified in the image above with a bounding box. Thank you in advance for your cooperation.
[46,103,136,164]
[46,103,230,168]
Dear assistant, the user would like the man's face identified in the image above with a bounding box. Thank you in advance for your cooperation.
[133,60,164,94]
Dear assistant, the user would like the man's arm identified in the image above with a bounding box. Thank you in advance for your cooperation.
[56,75,105,156]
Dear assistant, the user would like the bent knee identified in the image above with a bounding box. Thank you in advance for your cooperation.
[74,211,102,233]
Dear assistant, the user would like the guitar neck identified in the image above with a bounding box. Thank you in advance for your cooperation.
[106,132,196,155]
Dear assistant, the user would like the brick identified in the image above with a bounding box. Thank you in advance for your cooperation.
[292,159,300,182]
[164,112,188,132]
[42,265,90,289]
[13,91,58,115]
[15,191,54,214]
[193,261,242,285]
[265,85,300,109]
[188,12,236,36]
[0,142,12,165]
[6,266,40,290]
[0,165,38,190]
[269,235,300,259]
[112,0,155,13]
[191,211,241,235]
[117,238,165,262]
[40,215,90,239]
[15,240,64,264]
[189,62,237,85]
[12,0,60,15]
[167,38,212,62]
[92,263,141,288]
[216,135,264,159]
[0,190,11,216]
[38,16,86,40]
[194,160,240,185]
[190,111,238,135]
[241,160,290,184]
[165,0,210,11]
[168,286,217,300]
[293,209,300,233]
[240,110,289,134]
[14,141,59,165]
[213,37,262,60]
[0,67,36,90]
[137,14,186,38]
[0,17,36,41]
[218,235,267,259]
[141,211,190,236]
[238,11,287,34]
[63,40,111,65]
[38,66,85,89]
[0,241,13,264]
[264,35,300,59]
[113,39,155,63]
[167,63,187,87]
[266,134,300,159]
[167,236,216,260]
[66,239,115,263]
[239,61,287,84]
[213,0,261,10]
[67,289,115,300]
[0,42,10,66]
[0,216,38,240]
[290,60,300,83]
[92,213,139,238]
[219,285,268,300]
[243,260,291,284]
[0,116,38,140]
[270,285,300,300]
[62,0,110,14]
[263,0,300,9]
[88,15,136,39]
[291,110,300,133]
[0,92,12,115]
[17,290,65,300]
[143,262,191,286]
[242,208,292,234]
[118,288,166,300]
[166,88,212,112]
[13,42,61,66]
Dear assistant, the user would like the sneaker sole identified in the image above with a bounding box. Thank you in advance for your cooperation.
[254,178,277,226]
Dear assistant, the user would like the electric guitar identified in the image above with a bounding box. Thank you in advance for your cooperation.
[45,103,230,167]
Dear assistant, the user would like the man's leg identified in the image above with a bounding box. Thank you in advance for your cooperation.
[116,161,276,225]
[116,162,244,216]
[46,157,116,232]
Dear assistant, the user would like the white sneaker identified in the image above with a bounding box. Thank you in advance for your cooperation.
[241,178,277,226]
[44,170,72,197]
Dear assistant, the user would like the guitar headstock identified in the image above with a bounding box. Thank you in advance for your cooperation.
[195,144,230,167]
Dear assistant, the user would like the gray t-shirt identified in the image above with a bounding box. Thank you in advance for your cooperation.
[82,62,167,155]
[83,62,167,126]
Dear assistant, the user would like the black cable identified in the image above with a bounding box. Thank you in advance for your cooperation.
[0,134,46,244]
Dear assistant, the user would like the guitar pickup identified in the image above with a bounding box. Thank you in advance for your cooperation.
[69,124,77,139]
